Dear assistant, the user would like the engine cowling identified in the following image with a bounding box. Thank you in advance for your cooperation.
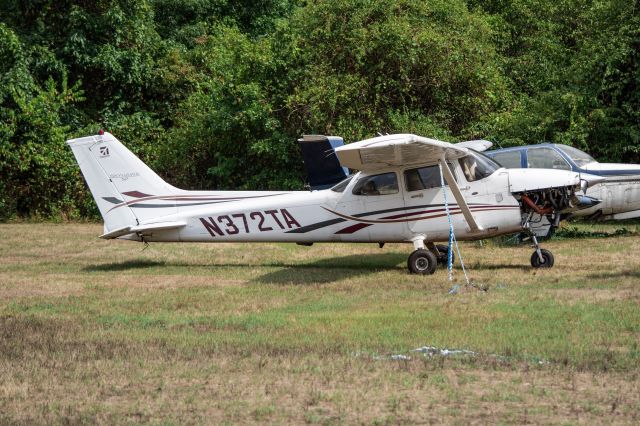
[507,168,601,237]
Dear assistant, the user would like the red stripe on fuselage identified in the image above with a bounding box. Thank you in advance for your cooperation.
[323,205,518,224]
[331,205,520,234]
[335,223,373,234]
[106,192,286,212]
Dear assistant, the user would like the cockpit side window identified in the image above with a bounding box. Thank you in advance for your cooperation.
[491,150,522,168]
[352,172,399,196]
[404,163,456,192]
[527,147,570,170]
[458,150,500,182]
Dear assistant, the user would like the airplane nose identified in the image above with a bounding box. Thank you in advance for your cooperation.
[506,168,581,193]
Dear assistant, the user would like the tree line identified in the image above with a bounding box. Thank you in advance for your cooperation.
[1,0,638,219]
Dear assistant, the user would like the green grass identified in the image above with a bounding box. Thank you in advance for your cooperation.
[1,222,639,423]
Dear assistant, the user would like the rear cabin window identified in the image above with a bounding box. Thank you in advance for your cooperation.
[404,164,456,192]
[527,147,570,170]
[491,151,522,168]
[352,172,399,196]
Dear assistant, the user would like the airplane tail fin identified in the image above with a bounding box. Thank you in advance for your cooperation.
[298,135,349,190]
[66,132,180,235]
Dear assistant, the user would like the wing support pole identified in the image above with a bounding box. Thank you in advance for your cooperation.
[438,157,483,233]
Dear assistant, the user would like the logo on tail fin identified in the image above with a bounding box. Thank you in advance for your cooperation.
[99,146,110,157]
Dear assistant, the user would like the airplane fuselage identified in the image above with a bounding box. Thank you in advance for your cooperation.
[68,132,586,272]
[119,165,523,244]
[486,143,640,220]
[579,172,640,219]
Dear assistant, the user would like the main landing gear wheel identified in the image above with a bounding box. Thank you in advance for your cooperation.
[408,249,438,275]
[530,249,554,268]
[435,244,455,266]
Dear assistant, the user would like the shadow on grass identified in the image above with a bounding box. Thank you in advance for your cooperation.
[254,253,407,285]
[82,253,407,285]
[468,263,532,272]
[587,269,640,280]
[83,259,166,271]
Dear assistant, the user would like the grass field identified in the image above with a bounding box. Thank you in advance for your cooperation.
[1,222,639,424]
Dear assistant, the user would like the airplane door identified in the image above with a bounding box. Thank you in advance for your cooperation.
[402,163,458,238]
[335,171,408,241]
[402,158,512,238]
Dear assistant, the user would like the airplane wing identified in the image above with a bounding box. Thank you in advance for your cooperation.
[335,134,484,233]
[456,139,493,152]
[334,134,468,171]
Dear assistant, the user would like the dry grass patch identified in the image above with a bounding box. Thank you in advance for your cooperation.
[1,222,639,423]
[1,354,639,424]
[546,288,640,304]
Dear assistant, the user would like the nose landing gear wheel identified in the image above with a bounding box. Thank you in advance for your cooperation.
[408,249,438,275]
[530,249,554,268]
[434,244,455,266]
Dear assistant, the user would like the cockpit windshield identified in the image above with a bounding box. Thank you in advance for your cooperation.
[556,145,596,167]
[330,175,354,192]
[458,149,501,182]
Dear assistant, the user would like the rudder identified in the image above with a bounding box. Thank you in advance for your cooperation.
[67,132,179,234]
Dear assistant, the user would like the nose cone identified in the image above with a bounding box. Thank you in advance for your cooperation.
[507,168,580,193]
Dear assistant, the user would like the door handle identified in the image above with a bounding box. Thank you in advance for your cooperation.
[411,193,423,199]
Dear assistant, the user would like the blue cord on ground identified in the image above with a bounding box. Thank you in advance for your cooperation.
[439,162,470,286]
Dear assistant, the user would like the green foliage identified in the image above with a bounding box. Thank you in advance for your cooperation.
[161,26,301,190]
[0,0,639,218]
[279,0,509,141]
[0,23,86,219]
[473,0,640,161]
[152,0,296,40]
[0,76,85,218]
[554,225,635,240]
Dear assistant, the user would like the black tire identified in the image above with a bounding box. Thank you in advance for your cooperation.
[530,249,554,268]
[408,249,438,275]
[435,244,455,266]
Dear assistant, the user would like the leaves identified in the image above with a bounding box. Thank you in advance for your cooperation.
[0,0,638,218]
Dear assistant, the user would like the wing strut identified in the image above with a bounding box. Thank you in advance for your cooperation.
[438,158,483,233]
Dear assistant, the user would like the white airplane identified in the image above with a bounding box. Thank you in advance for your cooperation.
[485,143,640,222]
[67,132,599,274]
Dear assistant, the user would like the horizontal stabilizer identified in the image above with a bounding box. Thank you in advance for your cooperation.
[99,221,186,239]
[100,226,135,239]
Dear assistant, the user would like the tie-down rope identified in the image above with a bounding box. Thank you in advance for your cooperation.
[438,162,470,285]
